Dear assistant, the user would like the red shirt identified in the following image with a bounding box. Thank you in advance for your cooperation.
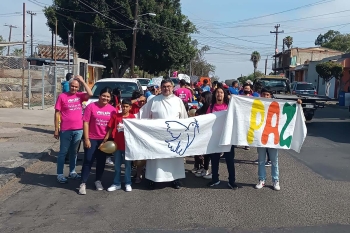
[107,113,135,151]
[129,102,141,114]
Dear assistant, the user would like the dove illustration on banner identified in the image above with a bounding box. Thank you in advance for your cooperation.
[164,119,200,156]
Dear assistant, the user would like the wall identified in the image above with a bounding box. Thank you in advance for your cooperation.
[291,49,343,66]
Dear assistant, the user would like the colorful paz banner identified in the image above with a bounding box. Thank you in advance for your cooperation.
[220,95,307,152]
[123,96,307,160]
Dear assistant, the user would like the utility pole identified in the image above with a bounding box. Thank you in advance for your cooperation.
[130,0,139,78]
[4,24,18,56]
[26,11,36,57]
[54,19,57,65]
[51,31,54,59]
[67,31,71,71]
[265,56,268,75]
[22,3,26,109]
[270,24,284,75]
[89,35,92,63]
[72,22,76,70]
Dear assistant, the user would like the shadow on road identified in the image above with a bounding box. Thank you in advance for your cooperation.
[306,121,350,144]
[23,126,54,135]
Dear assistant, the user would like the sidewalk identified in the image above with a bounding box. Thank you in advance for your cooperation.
[0,108,58,188]
[0,107,54,126]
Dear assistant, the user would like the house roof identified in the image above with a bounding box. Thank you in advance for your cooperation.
[273,47,343,57]
[37,44,77,59]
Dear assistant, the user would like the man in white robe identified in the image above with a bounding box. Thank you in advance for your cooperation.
[138,78,188,189]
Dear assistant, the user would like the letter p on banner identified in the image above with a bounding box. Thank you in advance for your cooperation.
[247,99,265,144]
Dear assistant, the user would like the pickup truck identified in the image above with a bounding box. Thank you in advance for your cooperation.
[273,94,330,121]
[253,77,330,121]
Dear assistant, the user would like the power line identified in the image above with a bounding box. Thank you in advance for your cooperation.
[76,0,133,29]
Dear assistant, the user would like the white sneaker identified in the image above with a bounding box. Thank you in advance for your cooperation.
[203,173,212,179]
[273,181,280,191]
[255,180,265,189]
[125,184,132,192]
[95,180,104,191]
[106,157,114,165]
[107,184,121,192]
[79,183,86,195]
[195,169,208,177]
[191,168,199,173]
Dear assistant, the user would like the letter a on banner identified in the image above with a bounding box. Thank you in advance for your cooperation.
[247,99,265,144]
[262,101,280,145]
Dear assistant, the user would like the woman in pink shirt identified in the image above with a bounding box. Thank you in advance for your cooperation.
[174,79,193,102]
[79,87,116,195]
[54,75,92,184]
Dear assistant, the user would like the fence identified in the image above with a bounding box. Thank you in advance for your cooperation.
[0,56,28,108]
[28,64,79,109]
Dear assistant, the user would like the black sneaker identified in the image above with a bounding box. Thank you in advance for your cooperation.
[228,182,238,190]
[207,180,220,187]
[172,180,181,189]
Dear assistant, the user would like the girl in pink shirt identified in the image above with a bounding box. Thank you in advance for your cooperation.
[79,87,116,195]
[204,87,239,189]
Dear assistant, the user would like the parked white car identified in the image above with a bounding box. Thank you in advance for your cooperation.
[84,78,143,107]
[136,78,151,91]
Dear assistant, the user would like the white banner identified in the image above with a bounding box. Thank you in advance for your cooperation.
[151,77,163,87]
[124,96,307,160]
[124,111,231,160]
[220,96,307,152]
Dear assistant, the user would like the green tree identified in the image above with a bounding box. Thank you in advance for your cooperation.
[316,61,343,96]
[315,30,350,52]
[190,40,215,76]
[11,48,23,57]
[238,71,265,84]
[250,51,260,78]
[44,0,196,77]
[0,35,6,55]
[284,36,293,49]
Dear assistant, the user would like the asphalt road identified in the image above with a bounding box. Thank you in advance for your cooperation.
[0,107,349,233]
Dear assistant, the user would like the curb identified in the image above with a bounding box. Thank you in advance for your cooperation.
[0,141,59,189]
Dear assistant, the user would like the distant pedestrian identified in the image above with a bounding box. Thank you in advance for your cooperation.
[61,73,73,93]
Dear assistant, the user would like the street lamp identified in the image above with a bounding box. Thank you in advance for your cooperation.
[130,1,156,78]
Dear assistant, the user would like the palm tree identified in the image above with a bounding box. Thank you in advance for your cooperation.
[284,36,293,49]
[250,51,261,78]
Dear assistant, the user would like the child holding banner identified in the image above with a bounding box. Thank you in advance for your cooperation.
[102,99,136,192]
[255,88,302,191]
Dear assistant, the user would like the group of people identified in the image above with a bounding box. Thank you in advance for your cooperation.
[55,74,302,195]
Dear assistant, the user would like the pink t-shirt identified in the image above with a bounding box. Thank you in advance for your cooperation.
[174,88,192,102]
[82,102,116,140]
[55,92,88,131]
[206,103,228,114]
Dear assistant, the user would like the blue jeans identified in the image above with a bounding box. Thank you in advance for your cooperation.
[80,139,107,183]
[57,130,83,175]
[113,150,132,186]
[257,147,279,182]
[210,145,236,184]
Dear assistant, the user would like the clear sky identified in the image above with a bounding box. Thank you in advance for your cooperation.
[0,0,348,80]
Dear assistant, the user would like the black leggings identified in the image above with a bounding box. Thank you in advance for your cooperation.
[203,155,211,170]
